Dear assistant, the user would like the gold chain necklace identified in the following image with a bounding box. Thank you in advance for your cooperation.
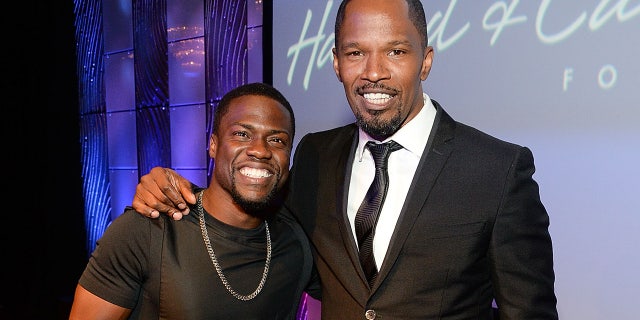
[196,191,271,301]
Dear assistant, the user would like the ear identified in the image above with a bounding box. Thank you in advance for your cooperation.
[420,46,434,81]
[332,47,343,82]
[208,134,217,159]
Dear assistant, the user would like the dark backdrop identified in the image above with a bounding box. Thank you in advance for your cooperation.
[1,1,86,319]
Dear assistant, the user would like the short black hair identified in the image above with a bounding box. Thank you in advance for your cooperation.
[335,0,428,48]
[213,82,295,139]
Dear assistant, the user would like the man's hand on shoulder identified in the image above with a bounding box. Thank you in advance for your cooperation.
[131,167,197,220]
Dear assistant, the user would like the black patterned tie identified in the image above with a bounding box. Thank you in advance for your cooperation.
[355,140,402,288]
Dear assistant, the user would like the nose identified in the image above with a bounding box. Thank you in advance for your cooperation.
[246,138,272,159]
[362,53,390,82]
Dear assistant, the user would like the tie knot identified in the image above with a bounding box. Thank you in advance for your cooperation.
[366,140,402,169]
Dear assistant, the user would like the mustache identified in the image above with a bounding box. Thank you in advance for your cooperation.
[356,83,398,94]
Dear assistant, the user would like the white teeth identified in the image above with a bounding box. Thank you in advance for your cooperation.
[363,93,392,103]
[240,167,272,178]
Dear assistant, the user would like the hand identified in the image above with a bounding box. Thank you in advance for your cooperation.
[131,167,196,220]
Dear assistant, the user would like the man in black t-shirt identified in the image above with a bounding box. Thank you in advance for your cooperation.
[69,83,320,319]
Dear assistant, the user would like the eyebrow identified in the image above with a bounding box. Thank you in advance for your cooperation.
[339,39,414,50]
[234,123,291,136]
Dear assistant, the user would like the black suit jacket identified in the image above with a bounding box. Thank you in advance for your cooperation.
[285,101,558,319]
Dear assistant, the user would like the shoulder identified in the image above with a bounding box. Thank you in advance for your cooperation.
[97,208,171,249]
[432,102,536,174]
[293,123,357,166]
[298,123,357,148]
[109,208,165,231]
[78,210,167,308]
[455,121,522,152]
[434,102,527,156]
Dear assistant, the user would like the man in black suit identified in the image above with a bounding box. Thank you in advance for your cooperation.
[132,0,558,318]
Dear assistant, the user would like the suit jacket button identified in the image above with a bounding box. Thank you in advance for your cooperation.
[365,309,376,319]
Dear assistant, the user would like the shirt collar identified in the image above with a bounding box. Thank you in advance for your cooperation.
[356,92,437,161]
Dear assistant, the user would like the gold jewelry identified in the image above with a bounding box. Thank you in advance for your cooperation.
[196,191,271,301]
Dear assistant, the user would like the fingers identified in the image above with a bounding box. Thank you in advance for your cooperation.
[170,211,184,220]
[165,167,197,206]
[132,191,187,220]
[132,167,192,220]
[131,197,160,218]
[162,168,191,212]
[132,182,185,219]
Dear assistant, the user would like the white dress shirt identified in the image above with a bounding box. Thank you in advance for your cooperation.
[348,93,437,269]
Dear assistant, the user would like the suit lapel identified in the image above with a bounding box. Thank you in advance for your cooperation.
[335,132,372,288]
[373,102,456,291]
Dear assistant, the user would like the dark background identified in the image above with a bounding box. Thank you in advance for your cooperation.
[2,2,86,319]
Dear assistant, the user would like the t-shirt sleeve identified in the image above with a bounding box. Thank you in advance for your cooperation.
[78,209,156,309]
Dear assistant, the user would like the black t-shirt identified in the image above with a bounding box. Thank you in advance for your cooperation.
[79,206,315,319]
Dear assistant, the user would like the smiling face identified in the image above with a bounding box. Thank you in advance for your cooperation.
[208,94,293,217]
[333,0,433,140]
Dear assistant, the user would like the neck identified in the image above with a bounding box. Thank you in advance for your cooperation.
[199,189,264,229]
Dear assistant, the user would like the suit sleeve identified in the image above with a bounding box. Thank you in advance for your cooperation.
[490,146,558,319]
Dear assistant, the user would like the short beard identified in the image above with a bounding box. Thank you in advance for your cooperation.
[355,109,403,139]
[230,175,283,220]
